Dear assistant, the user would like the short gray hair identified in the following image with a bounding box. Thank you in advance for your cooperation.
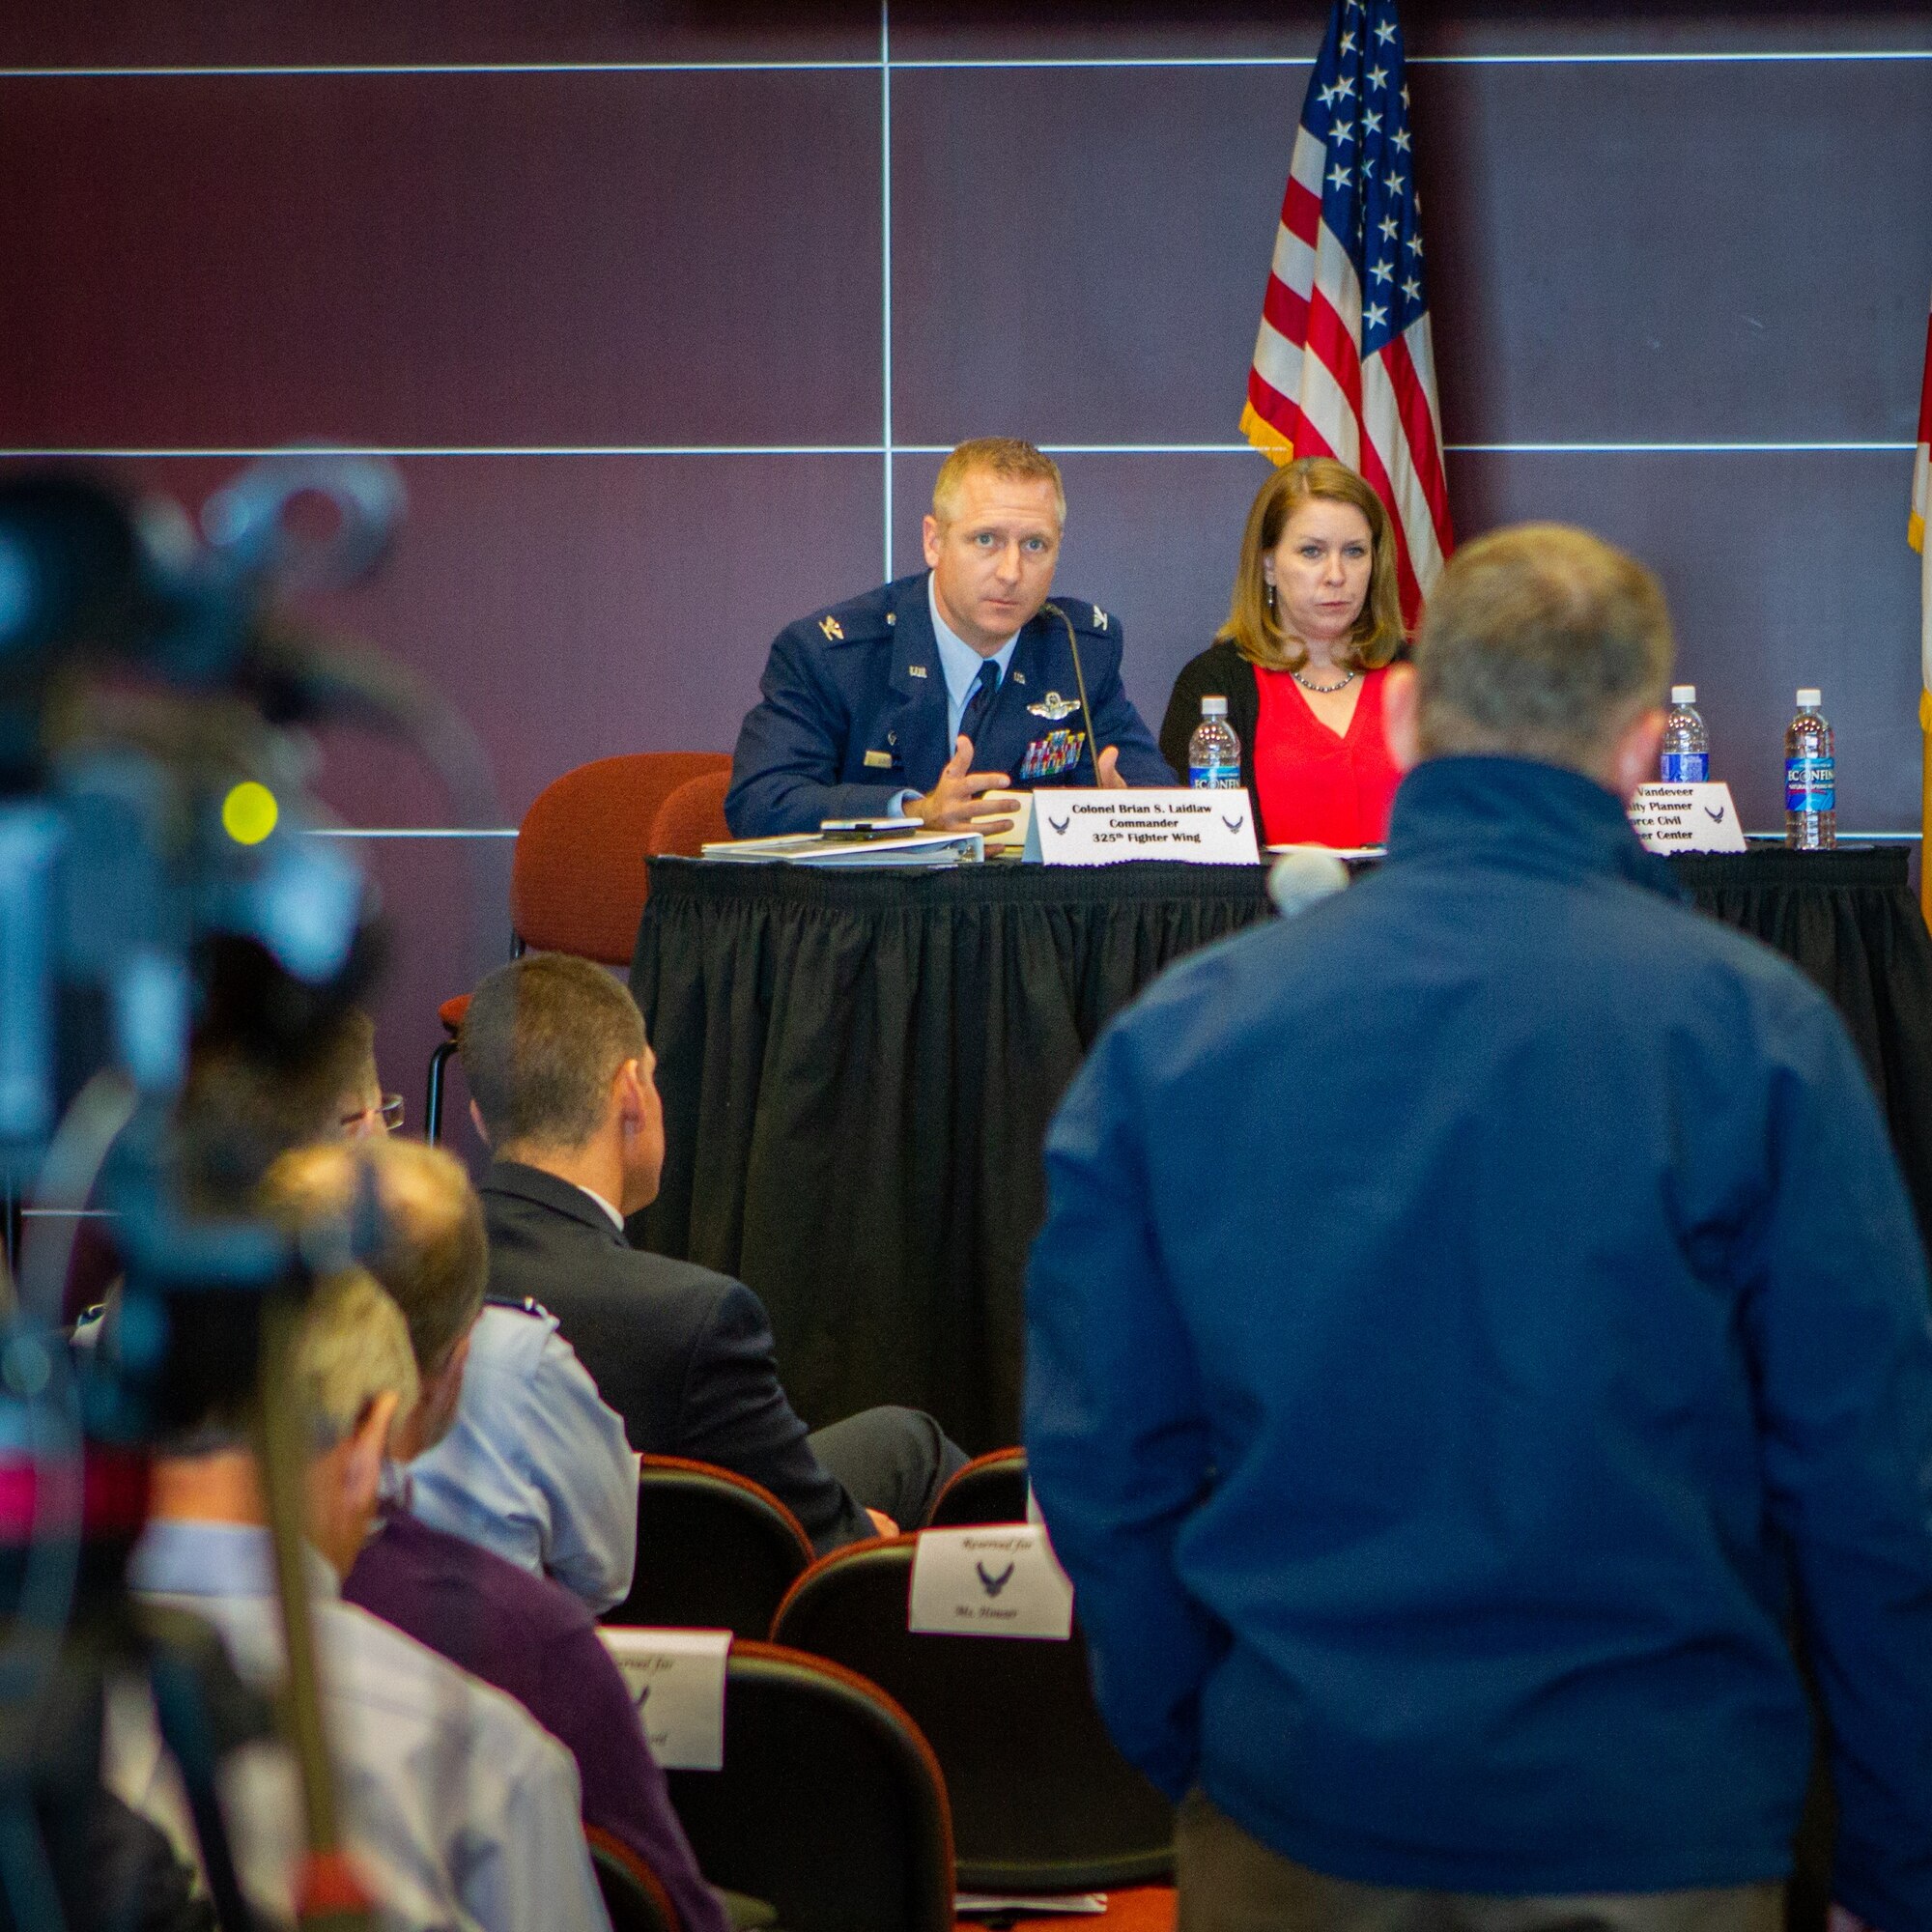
[1415,524,1674,769]
[265,1139,486,1378]
[292,1269,419,1455]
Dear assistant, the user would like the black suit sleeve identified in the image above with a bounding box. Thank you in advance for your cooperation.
[676,1280,870,1552]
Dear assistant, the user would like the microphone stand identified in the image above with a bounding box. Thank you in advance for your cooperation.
[1042,604,1104,787]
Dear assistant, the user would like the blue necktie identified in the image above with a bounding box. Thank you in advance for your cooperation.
[957,659,1001,751]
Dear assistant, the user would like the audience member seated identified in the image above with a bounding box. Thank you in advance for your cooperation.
[459,952,969,1552]
[174,1008,384,1210]
[65,1007,381,1327]
[104,1269,609,1932]
[269,1138,729,1932]
[307,1018,639,1614]
[1159,456,1406,848]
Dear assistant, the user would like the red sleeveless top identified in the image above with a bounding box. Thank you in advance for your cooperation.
[1252,663,1401,848]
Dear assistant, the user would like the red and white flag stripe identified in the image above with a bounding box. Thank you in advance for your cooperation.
[1241,3,1453,629]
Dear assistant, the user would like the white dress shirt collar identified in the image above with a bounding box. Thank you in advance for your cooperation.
[574,1181,626,1233]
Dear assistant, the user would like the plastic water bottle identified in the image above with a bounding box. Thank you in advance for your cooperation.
[1784,689,1835,851]
[1188,696,1241,789]
[1659,684,1709,782]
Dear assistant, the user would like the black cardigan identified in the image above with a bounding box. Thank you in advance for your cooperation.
[1159,636,1413,845]
[1158,639,1266,837]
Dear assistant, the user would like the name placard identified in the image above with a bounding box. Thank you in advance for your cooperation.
[1628,781,1747,854]
[598,1627,732,1770]
[908,1525,1075,1640]
[981,790,1033,854]
[1023,788,1259,866]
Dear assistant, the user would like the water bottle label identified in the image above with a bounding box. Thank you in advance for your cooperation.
[1189,762,1241,789]
[1660,752,1708,782]
[1785,755,1833,811]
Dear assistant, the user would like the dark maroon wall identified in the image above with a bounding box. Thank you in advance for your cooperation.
[6,3,1930,1150]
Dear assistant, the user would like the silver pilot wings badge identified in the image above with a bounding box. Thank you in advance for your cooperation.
[1026,691,1081,721]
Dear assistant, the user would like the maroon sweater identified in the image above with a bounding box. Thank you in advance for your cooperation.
[346,1505,726,1932]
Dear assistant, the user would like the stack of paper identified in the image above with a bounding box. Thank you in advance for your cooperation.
[955,1895,1106,1918]
[698,831,985,868]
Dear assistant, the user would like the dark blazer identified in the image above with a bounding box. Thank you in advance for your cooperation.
[478,1160,869,1552]
[1158,639,1264,835]
[725,570,1176,836]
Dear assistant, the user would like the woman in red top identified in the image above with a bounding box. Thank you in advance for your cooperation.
[1160,458,1406,847]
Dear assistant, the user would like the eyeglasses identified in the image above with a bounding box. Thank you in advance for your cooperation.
[341,1094,406,1135]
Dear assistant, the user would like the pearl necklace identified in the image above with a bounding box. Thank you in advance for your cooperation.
[1291,664,1358,695]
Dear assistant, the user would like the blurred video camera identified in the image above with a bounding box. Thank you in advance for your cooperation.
[0,452,495,1930]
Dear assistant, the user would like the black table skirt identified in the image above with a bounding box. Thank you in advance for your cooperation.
[631,849,1932,1451]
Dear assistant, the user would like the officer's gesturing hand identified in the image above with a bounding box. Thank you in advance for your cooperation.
[911,735,1019,834]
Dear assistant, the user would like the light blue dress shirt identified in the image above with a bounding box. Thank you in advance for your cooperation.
[891,571,1021,813]
[928,571,1021,745]
[118,1518,611,1932]
[407,1301,638,1614]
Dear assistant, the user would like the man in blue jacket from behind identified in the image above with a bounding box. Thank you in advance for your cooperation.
[1026,524,1932,1932]
[725,437,1173,837]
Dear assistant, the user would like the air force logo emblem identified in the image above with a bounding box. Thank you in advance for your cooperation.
[976,1560,1015,1598]
[1027,691,1080,721]
[818,614,844,641]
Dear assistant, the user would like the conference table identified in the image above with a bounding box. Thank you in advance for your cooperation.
[630,847,1932,1452]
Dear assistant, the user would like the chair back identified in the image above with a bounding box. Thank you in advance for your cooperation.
[772,1538,1173,1893]
[925,1448,1029,1528]
[512,753,730,962]
[586,1827,677,1932]
[665,1641,954,1932]
[602,1456,813,1638]
[650,768,733,858]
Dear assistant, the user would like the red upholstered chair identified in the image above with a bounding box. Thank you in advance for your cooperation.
[425,752,730,1142]
[648,767,733,859]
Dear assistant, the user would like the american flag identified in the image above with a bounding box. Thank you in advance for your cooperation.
[1913,289,1930,920]
[1240,0,1453,626]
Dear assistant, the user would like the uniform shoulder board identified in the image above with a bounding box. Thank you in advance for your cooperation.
[1051,597,1116,638]
[485,1293,551,1319]
[802,583,895,648]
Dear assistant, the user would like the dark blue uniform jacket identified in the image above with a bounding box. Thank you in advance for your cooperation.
[1026,755,1932,1926]
[725,571,1175,836]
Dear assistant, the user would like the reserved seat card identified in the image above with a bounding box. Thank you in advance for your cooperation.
[908,1525,1075,1640]
[598,1627,732,1770]
[1628,781,1747,854]
[1023,787,1260,866]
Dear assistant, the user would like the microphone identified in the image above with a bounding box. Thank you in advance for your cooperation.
[1267,847,1350,918]
[1040,602,1104,787]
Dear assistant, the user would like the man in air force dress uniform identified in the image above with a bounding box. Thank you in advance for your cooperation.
[726,438,1174,838]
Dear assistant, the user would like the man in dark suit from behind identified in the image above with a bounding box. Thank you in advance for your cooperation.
[459,952,966,1550]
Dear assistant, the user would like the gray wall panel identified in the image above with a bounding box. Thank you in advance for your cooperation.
[0,4,875,68]
[1417,62,1932,441]
[891,65,1304,445]
[0,71,881,445]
